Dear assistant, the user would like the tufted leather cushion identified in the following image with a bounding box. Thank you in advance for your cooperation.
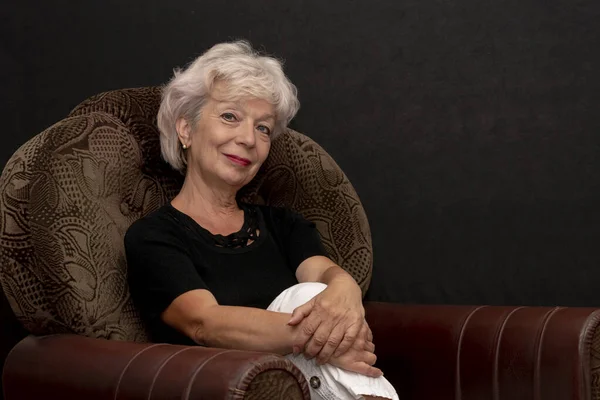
[0,87,372,340]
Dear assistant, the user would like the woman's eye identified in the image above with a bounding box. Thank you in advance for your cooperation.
[221,113,237,122]
[257,125,271,135]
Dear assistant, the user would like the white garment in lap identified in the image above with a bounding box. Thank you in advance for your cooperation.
[267,283,399,400]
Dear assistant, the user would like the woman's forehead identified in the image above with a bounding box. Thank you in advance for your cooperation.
[210,81,275,107]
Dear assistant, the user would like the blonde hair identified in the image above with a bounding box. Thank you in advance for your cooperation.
[157,40,300,172]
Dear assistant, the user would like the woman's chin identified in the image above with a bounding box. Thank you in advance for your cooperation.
[219,174,254,189]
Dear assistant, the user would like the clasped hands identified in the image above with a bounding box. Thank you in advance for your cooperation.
[287,282,382,378]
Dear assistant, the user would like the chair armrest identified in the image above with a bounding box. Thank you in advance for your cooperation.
[364,302,600,400]
[2,334,309,400]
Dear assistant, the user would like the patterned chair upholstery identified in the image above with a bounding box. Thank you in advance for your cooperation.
[0,87,373,342]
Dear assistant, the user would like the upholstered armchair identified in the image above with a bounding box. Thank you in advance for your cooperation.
[2,88,600,400]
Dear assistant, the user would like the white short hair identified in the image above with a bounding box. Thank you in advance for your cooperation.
[157,40,300,172]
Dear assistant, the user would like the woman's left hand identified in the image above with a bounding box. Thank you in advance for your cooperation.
[288,277,365,364]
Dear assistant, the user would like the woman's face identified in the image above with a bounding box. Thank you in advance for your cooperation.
[178,88,275,191]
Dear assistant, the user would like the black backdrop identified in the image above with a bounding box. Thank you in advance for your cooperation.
[2,0,600,306]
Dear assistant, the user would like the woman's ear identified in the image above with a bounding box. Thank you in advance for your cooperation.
[176,118,192,148]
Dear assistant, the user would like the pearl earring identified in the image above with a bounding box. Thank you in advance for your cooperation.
[182,144,188,150]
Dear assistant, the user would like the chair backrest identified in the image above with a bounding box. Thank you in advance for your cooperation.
[0,87,373,341]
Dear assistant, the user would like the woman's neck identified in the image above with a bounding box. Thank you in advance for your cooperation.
[172,171,242,228]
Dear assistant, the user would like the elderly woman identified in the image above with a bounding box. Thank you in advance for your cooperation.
[125,41,398,400]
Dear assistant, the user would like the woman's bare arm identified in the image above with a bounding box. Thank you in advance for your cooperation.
[161,282,379,376]
[161,288,298,354]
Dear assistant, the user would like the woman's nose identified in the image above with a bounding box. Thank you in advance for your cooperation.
[236,122,256,146]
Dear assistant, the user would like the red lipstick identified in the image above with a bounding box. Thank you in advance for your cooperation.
[225,154,251,166]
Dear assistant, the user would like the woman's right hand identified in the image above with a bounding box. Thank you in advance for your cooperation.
[326,321,382,378]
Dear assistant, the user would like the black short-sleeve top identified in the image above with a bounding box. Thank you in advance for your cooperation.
[124,203,328,344]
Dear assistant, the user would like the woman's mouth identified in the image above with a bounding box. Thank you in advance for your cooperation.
[224,154,251,167]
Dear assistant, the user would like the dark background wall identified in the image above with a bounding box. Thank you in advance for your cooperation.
[2,0,600,306]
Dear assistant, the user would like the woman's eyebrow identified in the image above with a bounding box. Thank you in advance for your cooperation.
[215,101,274,121]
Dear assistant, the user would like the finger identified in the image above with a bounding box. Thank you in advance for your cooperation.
[287,299,315,326]
[315,323,346,364]
[292,315,321,355]
[366,321,373,342]
[364,341,375,353]
[363,350,377,366]
[353,323,369,351]
[333,320,364,357]
[304,319,336,359]
[349,362,383,378]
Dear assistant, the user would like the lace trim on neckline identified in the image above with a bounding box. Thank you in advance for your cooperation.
[209,204,259,248]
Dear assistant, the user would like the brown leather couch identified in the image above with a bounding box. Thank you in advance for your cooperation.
[2,88,600,399]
